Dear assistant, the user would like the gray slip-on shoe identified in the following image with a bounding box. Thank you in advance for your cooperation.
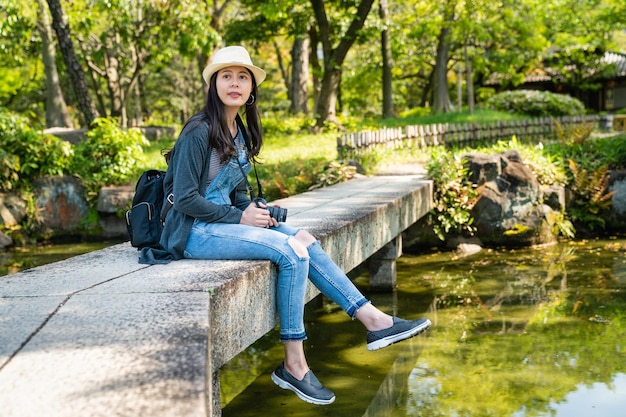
[271,363,336,405]
[366,317,431,351]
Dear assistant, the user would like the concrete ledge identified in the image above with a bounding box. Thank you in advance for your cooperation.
[0,175,432,417]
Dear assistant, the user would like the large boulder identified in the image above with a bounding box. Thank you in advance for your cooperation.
[32,176,89,236]
[0,192,27,226]
[0,230,12,249]
[96,185,135,239]
[606,170,626,230]
[0,192,27,249]
[466,150,558,247]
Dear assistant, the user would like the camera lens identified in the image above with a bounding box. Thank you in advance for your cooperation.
[255,198,287,222]
[267,206,288,222]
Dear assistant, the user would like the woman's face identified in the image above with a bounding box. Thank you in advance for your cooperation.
[215,66,253,109]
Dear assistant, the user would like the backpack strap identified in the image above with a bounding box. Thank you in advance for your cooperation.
[160,193,174,225]
[235,114,264,200]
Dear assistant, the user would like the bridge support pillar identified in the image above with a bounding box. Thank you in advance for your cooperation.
[368,235,402,291]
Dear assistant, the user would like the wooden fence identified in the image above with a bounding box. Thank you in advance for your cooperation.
[337,115,602,158]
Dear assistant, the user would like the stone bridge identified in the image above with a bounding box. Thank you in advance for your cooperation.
[0,174,432,417]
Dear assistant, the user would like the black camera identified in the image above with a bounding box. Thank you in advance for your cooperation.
[254,198,288,222]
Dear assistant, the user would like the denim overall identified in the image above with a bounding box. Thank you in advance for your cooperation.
[184,131,368,342]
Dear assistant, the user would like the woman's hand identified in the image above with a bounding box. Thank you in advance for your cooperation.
[240,202,279,228]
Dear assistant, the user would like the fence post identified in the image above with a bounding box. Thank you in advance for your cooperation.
[417,125,425,147]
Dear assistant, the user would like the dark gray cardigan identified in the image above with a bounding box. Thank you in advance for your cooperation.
[139,115,250,264]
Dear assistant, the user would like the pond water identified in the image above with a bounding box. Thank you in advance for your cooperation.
[220,239,626,417]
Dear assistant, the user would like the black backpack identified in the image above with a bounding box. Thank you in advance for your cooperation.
[125,169,172,249]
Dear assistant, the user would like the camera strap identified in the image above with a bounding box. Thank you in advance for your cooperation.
[233,114,264,201]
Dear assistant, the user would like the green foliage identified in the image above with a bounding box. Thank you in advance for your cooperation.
[261,114,315,137]
[566,159,614,230]
[485,90,586,117]
[554,117,596,144]
[308,161,357,190]
[426,148,478,240]
[547,210,576,239]
[256,158,329,200]
[0,2,49,120]
[546,133,626,173]
[397,107,431,119]
[346,148,385,173]
[3,0,625,129]
[0,108,73,191]
[72,117,148,201]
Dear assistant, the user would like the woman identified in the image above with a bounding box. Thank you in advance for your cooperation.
[141,46,431,405]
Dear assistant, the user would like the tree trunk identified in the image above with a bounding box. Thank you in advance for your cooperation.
[316,66,341,124]
[83,53,108,117]
[465,44,474,114]
[421,71,432,107]
[104,35,124,121]
[457,64,462,111]
[309,26,322,116]
[46,0,99,126]
[273,40,290,93]
[37,0,72,128]
[290,35,310,115]
[380,0,394,118]
[310,0,376,127]
[133,72,147,127]
[431,26,453,114]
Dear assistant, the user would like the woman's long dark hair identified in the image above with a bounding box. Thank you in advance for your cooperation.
[182,69,263,163]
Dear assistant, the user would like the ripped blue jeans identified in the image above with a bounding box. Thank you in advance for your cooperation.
[183,143,369,341]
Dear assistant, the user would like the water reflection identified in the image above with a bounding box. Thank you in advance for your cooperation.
[519,372,626,417]
[221,239,626,417]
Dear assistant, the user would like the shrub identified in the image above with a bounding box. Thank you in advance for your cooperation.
[72,117,148,201]
[545,133,626,173]
[309,161,357,190]
[256,157,329,200]
[426,148,478,240]
[0,108,73,192]
[567,159,614,231]
[262,114,315,136]
[485,90,585,117]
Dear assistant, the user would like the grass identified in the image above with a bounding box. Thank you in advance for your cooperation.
[139,126,338,169]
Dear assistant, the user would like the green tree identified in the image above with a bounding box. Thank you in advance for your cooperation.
[310,0,376,127]
[46,0,100,126]
[0,1,45,116]
[36,0,72,128]
[4,0,626,128]
[539,0,625,98]
[69,1,198,126]
[226,0,313,115]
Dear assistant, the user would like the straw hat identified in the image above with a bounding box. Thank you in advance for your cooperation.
[202,46,266,88]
